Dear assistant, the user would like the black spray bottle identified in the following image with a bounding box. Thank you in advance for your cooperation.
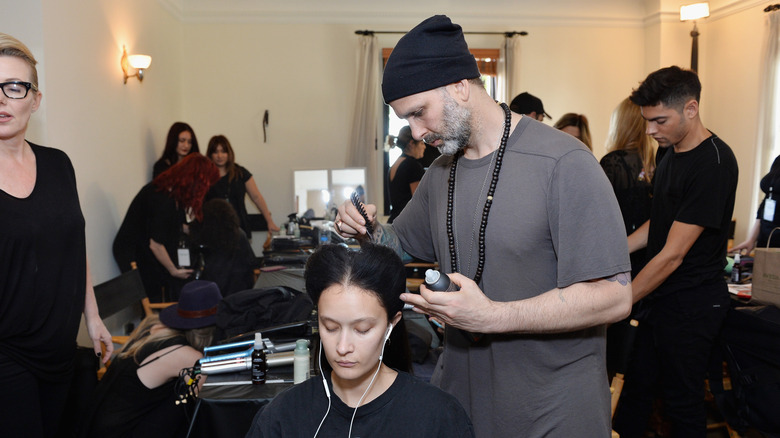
[423,270,481,342]
[251,332,267,384]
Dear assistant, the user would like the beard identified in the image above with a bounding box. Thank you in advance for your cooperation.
[423,92,472,156]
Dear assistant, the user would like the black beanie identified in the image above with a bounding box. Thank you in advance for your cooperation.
[382,15,481,104]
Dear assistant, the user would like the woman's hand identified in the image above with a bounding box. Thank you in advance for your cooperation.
[169,267,193,279]
[86,314,114,364]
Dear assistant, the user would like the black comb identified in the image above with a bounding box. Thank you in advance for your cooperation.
[350,192,374,236]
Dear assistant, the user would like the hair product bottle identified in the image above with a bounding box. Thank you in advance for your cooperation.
[293,339,310,384]
[251,332,267,385]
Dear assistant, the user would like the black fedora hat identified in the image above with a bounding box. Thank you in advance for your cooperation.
[159,280,223,330]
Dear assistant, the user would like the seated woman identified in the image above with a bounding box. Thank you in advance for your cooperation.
[80,280,222,438]
[192,198,257,296]
[246,243,475,438]
[554,112,593,151]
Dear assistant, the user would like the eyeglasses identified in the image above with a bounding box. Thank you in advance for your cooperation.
[0,81,37,99]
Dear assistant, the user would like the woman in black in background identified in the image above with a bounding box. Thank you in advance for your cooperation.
[152,122,200,178]
[731,154,780,252]
[600,97,656,277]
[388,125,426,223]
[205,134,280,236]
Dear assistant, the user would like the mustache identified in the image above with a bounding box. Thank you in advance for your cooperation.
[423,134,442,145]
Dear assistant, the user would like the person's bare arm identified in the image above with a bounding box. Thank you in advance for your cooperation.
[730,219,760,254]
[627,220,650,253]
[245,177,280,233]
[631,221,704,303]
[84,258,113,363]
[401,272,632,334]
[149,238,192,279]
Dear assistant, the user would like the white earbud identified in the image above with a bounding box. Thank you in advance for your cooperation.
[384,323,393,342]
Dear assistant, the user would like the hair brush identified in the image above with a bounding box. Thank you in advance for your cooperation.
[350,192,374,237]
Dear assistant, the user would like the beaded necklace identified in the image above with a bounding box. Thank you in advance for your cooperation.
[446,102,511,285]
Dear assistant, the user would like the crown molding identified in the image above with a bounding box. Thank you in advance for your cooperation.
[157,0,766,27]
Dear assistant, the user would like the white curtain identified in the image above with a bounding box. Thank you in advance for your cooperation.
[499,34,522,103]
[757,11,780,177]
[347,34,381,205]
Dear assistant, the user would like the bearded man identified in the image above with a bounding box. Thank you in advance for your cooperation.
[337,15,632,437]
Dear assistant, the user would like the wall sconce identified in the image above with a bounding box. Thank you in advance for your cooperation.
[680,2,710,72]
[121,46,152,84]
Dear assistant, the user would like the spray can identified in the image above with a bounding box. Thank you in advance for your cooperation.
[423,270,481,343]
[251,332,267,385]
[424,269,459,292]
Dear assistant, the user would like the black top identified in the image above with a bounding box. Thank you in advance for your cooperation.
[113,183,157,272]
[647,135,738,298]
[0,143,86,379]
[206,165,254,238]
[198,231,256,297]
[113,182,187,301]
[756,155,780,247]
[388,156,425,223]
[600,149,653,277]
[81,336,190,438]
[247,371,475,438]
[152,158,172,179]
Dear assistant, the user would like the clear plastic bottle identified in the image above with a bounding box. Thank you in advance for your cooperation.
[293,339,310,384]
[251,333,267,385]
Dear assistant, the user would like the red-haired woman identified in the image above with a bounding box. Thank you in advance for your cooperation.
[114,153,219,302]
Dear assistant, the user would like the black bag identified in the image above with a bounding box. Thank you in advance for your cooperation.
[214,286,314,341]
[711,305,780,435]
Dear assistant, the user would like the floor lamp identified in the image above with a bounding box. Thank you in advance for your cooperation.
[681,2,710,72]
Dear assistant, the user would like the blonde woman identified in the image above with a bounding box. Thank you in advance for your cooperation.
[81,281,221,438]
[0,32,113,437]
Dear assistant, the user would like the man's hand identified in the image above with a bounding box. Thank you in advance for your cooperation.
[400,273,499,333]
[335,200,377,238]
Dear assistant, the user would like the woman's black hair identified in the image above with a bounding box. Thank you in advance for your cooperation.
[305,243,412,372]
[197,198,242,253]
[160,122,200,165]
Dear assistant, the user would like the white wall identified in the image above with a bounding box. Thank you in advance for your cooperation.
[700,4,768,241]
[37,0,185,284]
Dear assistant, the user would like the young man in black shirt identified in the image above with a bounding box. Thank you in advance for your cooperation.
[613,66,739,437]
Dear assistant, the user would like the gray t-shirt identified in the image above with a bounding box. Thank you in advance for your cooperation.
[394,116,630,438]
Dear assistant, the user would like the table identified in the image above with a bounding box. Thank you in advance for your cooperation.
[186,371,293,438]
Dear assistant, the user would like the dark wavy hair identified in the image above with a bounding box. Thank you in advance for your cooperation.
[159,122,200,166]
[305,243,412,372]
[206,135,239,182]
[198,198,242,252]
[630,66,701,110]
[153,153,219,221]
